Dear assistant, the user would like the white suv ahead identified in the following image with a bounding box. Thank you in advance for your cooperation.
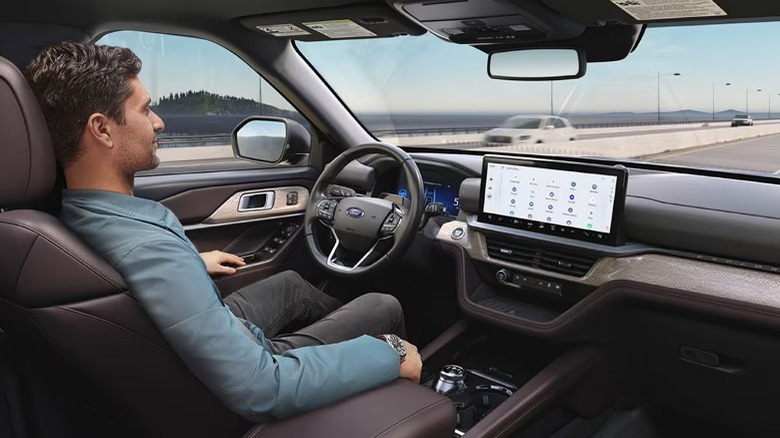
[731,114,754,127]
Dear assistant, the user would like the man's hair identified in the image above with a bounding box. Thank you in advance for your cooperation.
[24,42,142,166]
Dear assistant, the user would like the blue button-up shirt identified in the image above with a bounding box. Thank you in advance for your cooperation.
[61,189,399,420]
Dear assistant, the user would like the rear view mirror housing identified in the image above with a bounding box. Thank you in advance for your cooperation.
[487,47,586,81]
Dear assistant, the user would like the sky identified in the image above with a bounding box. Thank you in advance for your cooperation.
[99,21,780,116]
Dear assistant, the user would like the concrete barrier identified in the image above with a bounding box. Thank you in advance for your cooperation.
[467,123,780,158]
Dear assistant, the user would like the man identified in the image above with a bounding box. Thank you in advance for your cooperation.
[24,42,422,421]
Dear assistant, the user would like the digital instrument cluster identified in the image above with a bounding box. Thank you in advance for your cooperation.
[397,178,461,219]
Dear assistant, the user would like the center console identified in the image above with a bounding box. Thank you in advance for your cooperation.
[419,322,604,437]
[430,365,515,433]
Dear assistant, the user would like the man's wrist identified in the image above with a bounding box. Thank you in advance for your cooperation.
[376,334,407,363]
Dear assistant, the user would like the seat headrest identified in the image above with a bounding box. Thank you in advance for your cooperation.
[0,56,55,207]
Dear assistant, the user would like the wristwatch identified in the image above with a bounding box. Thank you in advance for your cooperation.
[378,334,407,363]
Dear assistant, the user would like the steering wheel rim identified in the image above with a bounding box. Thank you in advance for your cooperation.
[304,142,424,276]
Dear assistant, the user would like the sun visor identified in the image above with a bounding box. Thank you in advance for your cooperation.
[240,4,425,41]
[544,0,780,26]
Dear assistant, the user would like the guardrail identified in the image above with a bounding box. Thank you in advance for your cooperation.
[572,119,715,129]
[158,134,231,148]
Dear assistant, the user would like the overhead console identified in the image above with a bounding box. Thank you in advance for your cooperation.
[387,0,585,44]
[241,4,425,41]
[478,155,628,245]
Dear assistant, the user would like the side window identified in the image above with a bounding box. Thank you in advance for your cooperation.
[96,31,310,166]
[554,118,566,129]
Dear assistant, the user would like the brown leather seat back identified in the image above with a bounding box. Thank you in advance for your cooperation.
[0,56,247,438]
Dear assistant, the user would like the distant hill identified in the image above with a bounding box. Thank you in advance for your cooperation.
[154,90,293,117]
[152,90,309,135]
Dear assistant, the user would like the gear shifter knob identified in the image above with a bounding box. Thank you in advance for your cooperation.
[434,364,466,395]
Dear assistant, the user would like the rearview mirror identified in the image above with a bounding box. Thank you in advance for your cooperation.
[487,48,586,81]
[232,118,288,163]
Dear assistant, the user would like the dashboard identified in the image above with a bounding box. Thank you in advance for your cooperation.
[348,150,780,275]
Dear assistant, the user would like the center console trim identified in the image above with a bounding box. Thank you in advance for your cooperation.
[436,238,780,341]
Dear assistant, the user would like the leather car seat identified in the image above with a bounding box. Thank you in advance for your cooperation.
[0,56,250,438]
[0,56,455,438]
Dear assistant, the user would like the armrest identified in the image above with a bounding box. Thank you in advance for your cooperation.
[242,379,455,438]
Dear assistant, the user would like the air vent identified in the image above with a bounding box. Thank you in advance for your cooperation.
[486,237,598,277]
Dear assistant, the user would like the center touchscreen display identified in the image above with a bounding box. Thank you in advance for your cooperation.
[478,156,628,245]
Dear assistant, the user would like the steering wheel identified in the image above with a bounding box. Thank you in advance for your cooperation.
[304,142,424,276]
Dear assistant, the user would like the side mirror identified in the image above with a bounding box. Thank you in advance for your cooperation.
[232,117,312,164]
[487,48,586,81]
[232,118,288,163]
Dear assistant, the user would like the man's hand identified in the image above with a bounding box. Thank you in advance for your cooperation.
[399,340,422,383]
[200,250,246,276]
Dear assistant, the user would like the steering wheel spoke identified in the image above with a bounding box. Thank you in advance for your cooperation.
[325,227,384,272]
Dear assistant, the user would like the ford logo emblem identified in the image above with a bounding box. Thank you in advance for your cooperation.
[346,207,365,218]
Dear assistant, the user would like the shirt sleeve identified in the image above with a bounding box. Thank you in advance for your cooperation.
[117,238,400,420]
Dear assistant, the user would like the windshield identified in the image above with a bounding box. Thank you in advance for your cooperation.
[297,22,780,174]
[500,117,543,129]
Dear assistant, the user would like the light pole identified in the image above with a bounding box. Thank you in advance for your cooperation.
[747,88,762,115]
[550,81,554,116]
[712,82,731,122]
[658,72,681,122]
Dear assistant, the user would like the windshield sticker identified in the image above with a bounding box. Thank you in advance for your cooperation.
[303,20,376,39]
[610,0,726,20]
[256,24,310,37]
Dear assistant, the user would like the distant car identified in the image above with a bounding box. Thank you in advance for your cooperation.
[483,115,577,145]
[731,114,754,127]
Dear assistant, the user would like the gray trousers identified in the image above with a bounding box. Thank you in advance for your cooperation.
[224,271,406,354]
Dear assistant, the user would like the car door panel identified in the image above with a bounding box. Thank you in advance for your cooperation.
[134,168,319,295]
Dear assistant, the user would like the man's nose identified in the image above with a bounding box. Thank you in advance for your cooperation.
[151,110,165,133]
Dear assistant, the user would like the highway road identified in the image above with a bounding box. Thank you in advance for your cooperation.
[647,133,780,173]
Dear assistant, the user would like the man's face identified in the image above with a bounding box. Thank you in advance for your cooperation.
[113,77,165,174]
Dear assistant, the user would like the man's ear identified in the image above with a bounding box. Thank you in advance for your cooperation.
[85,113,114,149]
